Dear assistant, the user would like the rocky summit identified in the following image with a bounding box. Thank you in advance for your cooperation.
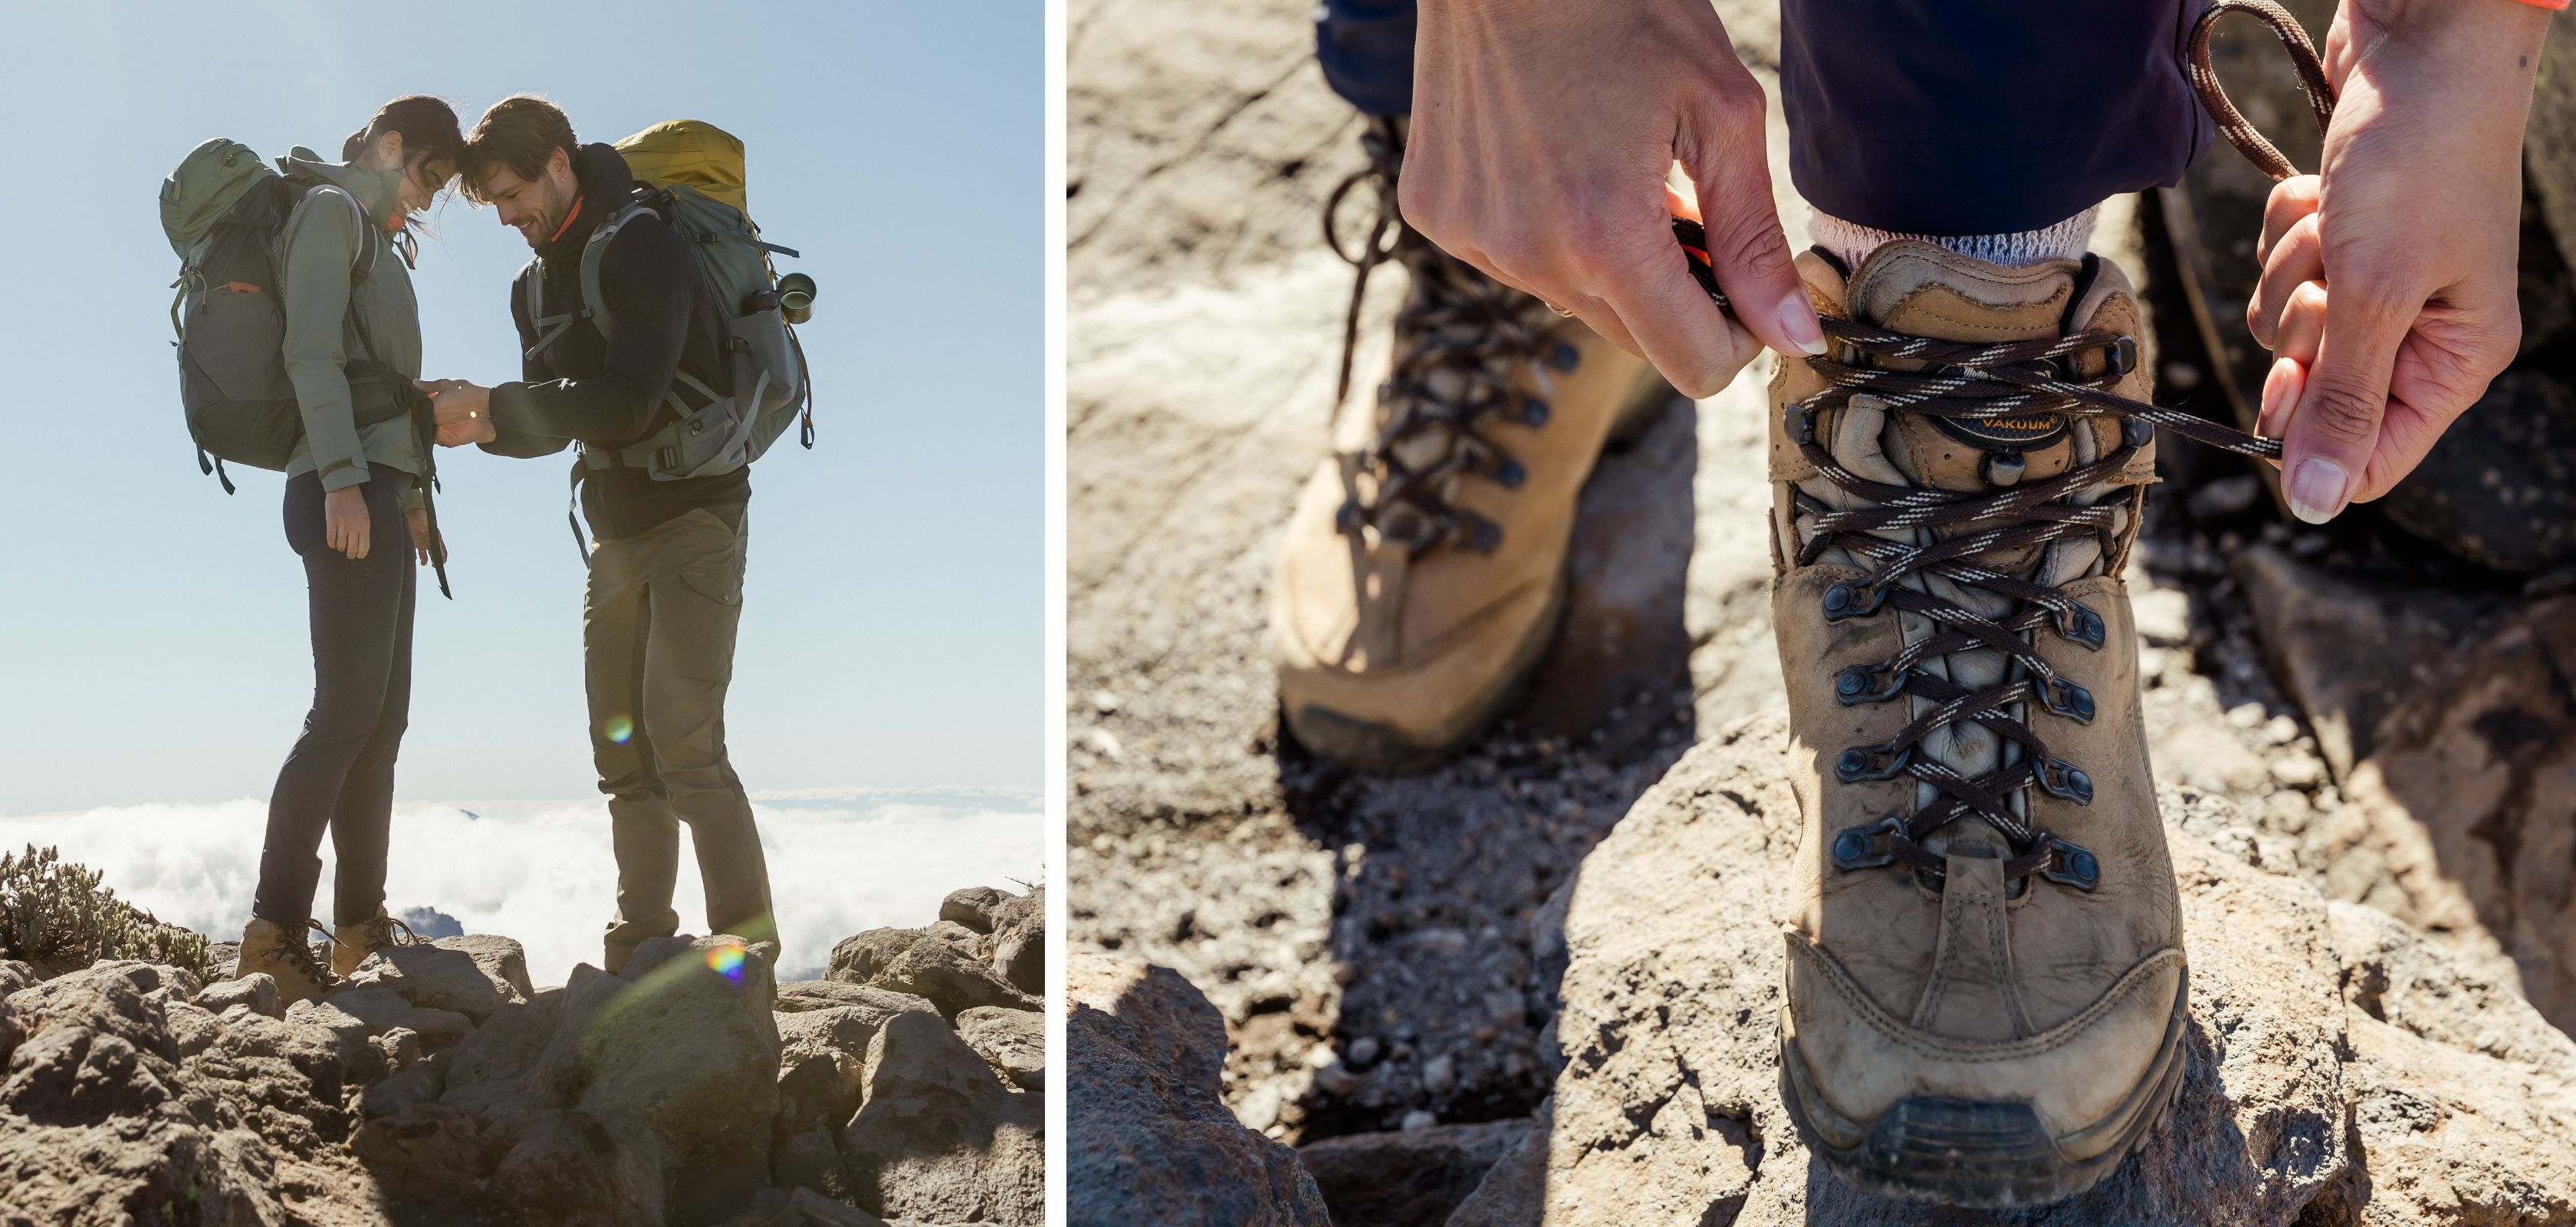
[0,884,1046,1227]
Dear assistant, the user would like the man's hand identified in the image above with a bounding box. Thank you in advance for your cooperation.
[406,506,441,565]
[426,380,491,429]
[2246,0,2548,523]
[324,485,371,561]
[438,416,497,447]
[1404,0,1820,399]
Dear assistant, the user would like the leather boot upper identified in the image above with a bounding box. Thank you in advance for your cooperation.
[1768,242,2183,1143]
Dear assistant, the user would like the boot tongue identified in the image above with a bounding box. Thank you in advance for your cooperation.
[1840,242,2084,492]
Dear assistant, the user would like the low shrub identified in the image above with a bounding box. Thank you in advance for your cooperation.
[0,844,213,979]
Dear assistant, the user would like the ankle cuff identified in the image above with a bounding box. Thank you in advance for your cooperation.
[1811,206,2103,271]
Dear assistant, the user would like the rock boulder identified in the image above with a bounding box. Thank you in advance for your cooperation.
[1443,712,2576,1226]
[1066,949,1329,1227]
[827,929,1037,1019]
[840,1008,1044,1227]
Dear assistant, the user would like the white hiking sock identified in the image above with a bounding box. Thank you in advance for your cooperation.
[1810,204,2103,271]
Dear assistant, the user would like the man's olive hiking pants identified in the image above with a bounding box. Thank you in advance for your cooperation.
[585,503,778,956]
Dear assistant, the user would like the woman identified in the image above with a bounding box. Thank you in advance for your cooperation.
[233,96,462,1005]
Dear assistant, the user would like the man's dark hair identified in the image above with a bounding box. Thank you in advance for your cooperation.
[361,94,466,177]
[462,94,578,201]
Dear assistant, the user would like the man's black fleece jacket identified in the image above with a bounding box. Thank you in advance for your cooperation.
[480,141,748,540]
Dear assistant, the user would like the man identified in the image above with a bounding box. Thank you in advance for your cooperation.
[430,95,777,973]
[1280,0,2548,1203]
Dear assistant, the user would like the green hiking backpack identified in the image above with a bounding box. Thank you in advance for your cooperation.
[160,138,449,594]
[529,120,814,492]
[160,139,429,488]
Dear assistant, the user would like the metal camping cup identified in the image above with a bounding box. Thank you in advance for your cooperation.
[777,273,816,324]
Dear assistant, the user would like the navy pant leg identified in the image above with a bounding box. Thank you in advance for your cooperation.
[1316,0,1418,117]
[1314,0,2212,237]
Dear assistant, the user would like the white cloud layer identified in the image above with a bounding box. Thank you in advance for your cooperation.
[0,791,1043,986]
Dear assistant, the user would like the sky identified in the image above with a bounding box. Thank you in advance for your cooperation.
[0,2,1044,814]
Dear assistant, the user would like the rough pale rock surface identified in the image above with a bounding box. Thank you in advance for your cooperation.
[958,1005,1046,1090]
[840,1009,1044,1227]
[1441,712,2576,1226]
[1066,949,1331,1227]
[828,929,1039,1019]
[0,886,1047,1227]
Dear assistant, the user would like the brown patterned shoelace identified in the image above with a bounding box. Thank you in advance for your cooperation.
[352,913,422,956]
[1675,0,2330,889]
[1326,116,1572,554]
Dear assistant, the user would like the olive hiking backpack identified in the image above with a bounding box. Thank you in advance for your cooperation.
[532,120,816,496]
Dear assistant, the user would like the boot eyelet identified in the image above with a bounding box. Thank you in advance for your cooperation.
[2054,602,2106,650]
[2042,837,2101,891]
[2037,758,2095,805]
[1831,817,1904,871]
[2121,416,2154,449]
[1520,396,1550,427]
[1822,581,1884,620]
[1548,340,1579,372]
[1493,458,1526,489]
[1464,518,1503,554]
[1836,742,1912,783]
[1836,663,1908,706]
[2045,679,2096,723]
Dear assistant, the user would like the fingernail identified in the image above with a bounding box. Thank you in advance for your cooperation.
[1777,298,1826,356]
[2286,456,2350,525]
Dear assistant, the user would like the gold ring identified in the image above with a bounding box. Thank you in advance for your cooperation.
[1544,300,1576,318]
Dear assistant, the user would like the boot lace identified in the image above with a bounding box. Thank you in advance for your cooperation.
[264,919,338,988]
[1684,0,2320,890]
[352,913,422,957]
[1325,116,1569,555]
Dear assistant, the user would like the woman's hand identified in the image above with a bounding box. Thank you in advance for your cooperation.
[406,507,439,565]
[2246,0,2547,523]
[324,485,372,560]
[1403,0,1819,399]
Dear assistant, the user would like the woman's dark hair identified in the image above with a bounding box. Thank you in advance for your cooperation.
[353,94,464,261]
[460,94,578,203]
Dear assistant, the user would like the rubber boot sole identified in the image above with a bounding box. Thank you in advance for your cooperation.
[1778,965,2191,1208]
[1282,365,1677,775]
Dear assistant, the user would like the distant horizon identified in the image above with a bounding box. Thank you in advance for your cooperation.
[0,788,1041,984]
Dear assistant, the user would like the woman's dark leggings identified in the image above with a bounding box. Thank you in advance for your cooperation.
[253,464,416,929]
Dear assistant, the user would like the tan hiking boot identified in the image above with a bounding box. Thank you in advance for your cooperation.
[237,916,335,1007]
[1273,117,1673,772]
[1760,240,2187,1205]
[330,906,420,979]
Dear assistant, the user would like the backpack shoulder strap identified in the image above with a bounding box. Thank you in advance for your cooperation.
[576,197,656,345]
[527,196,652,364]
[290,182,378,284]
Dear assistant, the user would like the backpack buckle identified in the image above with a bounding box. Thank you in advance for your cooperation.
[655,446,680,471]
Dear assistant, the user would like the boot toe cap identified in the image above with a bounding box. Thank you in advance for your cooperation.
[1782,927,2187,1160]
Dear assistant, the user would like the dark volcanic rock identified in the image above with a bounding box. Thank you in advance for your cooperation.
[1066,949,1330,1227]
[840,1009,1044,1227]
[2377,371,2576,574]
[1298,1118,1528,1227]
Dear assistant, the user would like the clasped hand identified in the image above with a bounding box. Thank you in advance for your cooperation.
[417,378,497,446]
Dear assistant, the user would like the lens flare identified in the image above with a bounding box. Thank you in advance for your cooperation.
[705,942,746,985]
[603,715,634,745]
